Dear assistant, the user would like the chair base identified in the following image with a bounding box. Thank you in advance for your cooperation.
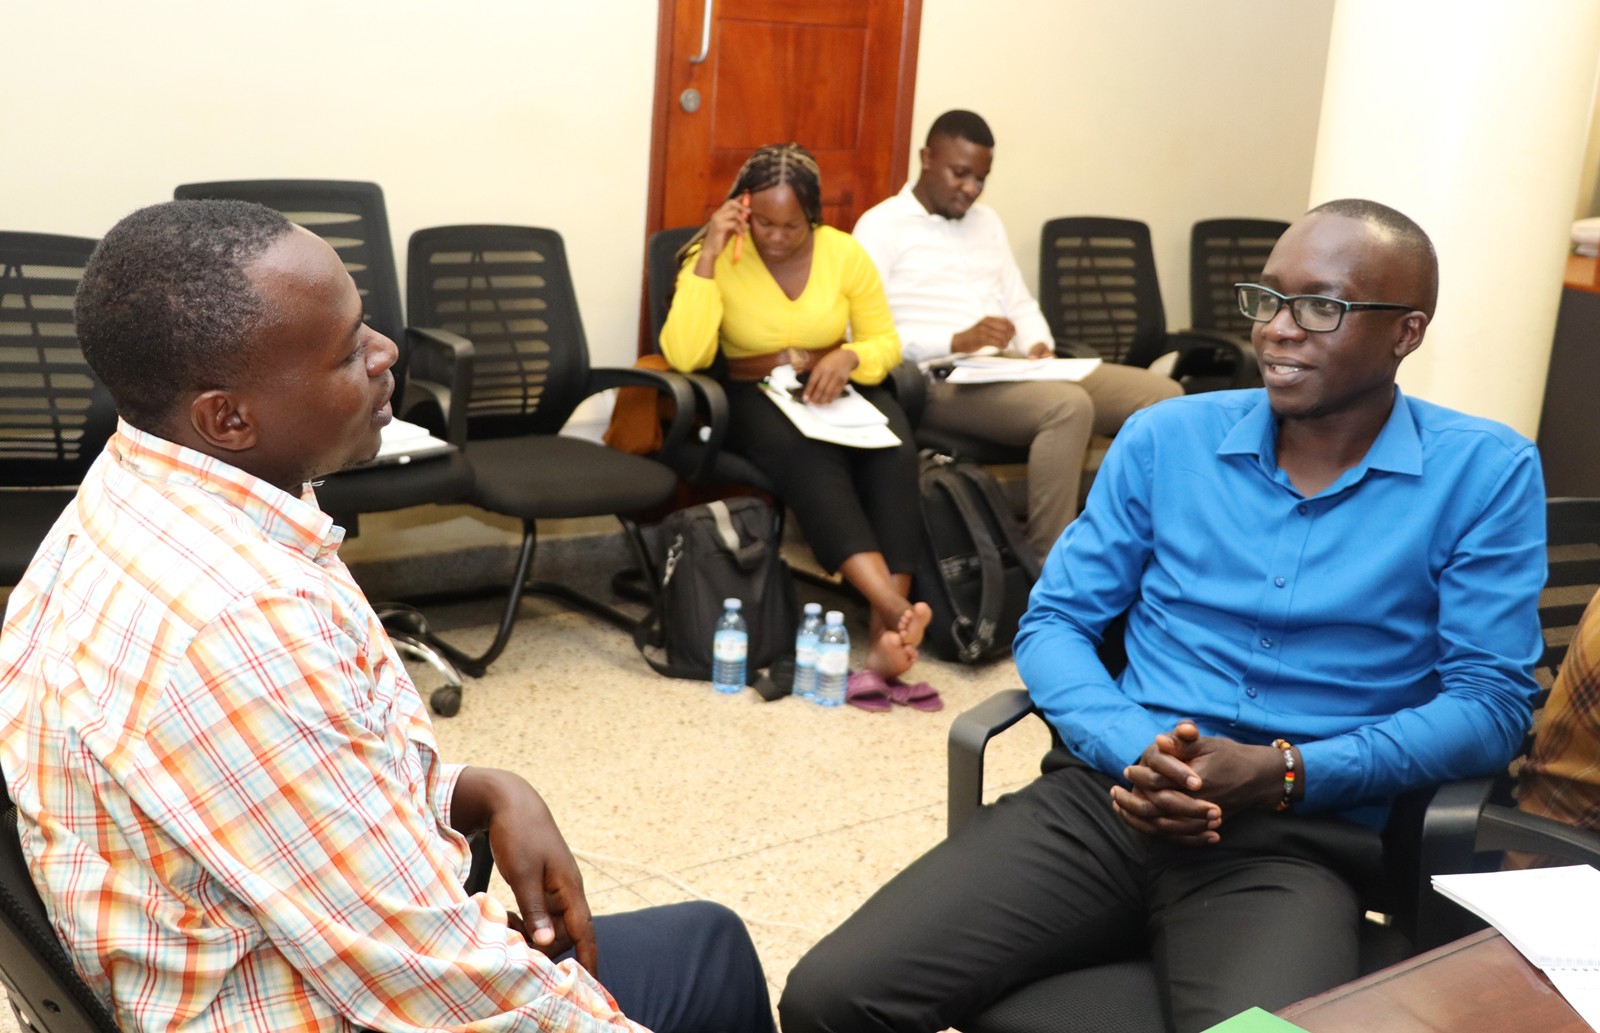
[376,604,468,717]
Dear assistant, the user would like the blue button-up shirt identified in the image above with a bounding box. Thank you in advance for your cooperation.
[1015,388,1545,827]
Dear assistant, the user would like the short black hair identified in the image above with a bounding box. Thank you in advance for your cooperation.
[926,110,994,149]
[1308,198,1439,317]
[76,199,294,432]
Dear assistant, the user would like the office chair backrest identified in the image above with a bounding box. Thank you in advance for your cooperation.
[0,771,122,1032]
[0,233,116,488]
[171,180,412,389]
[1189,218,1291,335]
[646,226,699,348]
[407,225,592,438]
[1038,217,1167,368]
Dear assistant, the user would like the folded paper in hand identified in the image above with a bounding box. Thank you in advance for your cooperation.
[761,364,901,449]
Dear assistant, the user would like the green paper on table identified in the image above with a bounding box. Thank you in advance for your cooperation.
[1199,1007,1311,1032]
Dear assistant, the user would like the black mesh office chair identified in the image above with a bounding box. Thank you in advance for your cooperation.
[172,181,475,714]
[1039,217,1260,392]
[1188,219,1291,336]
[406,224,692,679]
[0,233,117,587]
[945,499,1589,1033]
[0,769,122,1033]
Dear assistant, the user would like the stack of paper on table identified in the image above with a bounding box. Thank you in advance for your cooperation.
[1431,864,1600,1029]
[760,364,901,449]
[941,355,1103,384]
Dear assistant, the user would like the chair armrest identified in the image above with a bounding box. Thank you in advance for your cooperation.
[680,373,730,483]
[883,359,927,423]
[948,688,1040,836]
[1476,803,1600,865]
[1166,329,1261,389]
[405,327,475,446]
[587,367,696,456]
[1413,775,1496,948]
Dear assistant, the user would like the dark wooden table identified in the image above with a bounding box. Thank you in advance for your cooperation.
[1278,928,1591,1032]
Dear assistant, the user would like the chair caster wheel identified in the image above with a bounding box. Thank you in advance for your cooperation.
[431,685,462,717]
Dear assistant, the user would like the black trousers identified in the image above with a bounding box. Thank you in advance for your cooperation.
[722,380,921,574]
[779,758,1384,1033]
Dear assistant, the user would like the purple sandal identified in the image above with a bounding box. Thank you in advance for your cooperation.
[845,670,893,711]
[885,675,944,712]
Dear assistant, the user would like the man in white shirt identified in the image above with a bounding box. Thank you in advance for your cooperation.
[853,110,1181,560]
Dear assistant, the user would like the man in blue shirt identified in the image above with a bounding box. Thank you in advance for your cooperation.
[780,199,1545,1033]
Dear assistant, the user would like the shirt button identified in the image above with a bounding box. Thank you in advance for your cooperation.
[1297,504,1309,515]
[1274,577,1286,588]
[1261,637,1273,648]
[1246,687,1259,698]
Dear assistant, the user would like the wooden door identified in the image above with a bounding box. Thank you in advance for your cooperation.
[646,0,921,241]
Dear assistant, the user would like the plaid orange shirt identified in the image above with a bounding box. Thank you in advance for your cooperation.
[0,423,643,1033]
[1512,591,1600,867]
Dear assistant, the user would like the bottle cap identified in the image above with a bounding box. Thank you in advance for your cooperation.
[803,602,822,615]
[824,610,844,624]
[724,598,741,610]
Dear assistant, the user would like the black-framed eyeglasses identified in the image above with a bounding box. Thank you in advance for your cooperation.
[1234,283,1415,333]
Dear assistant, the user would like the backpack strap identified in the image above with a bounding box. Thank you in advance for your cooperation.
[631,527,709,680]
[954,463,1042,583]
[924,465,1008,663]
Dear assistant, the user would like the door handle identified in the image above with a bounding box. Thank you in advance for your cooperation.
[690,0,713,63]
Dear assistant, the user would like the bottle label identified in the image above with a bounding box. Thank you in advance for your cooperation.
[714,631,748,661]
[795,636,818,667]
[816,646,848,676]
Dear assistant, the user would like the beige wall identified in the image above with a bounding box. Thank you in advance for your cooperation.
[0,1,661,369]
[911,0,1335,328]
[2,0,1335,373]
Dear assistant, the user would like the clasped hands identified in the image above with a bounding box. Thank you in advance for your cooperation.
[1108,721,1288,846]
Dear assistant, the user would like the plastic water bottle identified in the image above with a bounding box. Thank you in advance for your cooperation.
[813,610,849,707]
[711,598,748,694]
[792,603,824,700]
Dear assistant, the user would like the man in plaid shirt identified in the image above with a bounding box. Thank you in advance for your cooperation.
[0,200,773,1033]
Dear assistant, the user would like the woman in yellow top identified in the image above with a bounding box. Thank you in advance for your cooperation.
[661,143,933,687]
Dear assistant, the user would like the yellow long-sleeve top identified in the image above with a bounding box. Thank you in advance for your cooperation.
[659,224,902,385]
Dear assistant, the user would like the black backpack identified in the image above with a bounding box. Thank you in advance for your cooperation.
[913,454,1042,663]
[632,497,797,683]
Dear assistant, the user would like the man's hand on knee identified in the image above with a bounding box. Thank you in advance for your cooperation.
[452,767,598,973]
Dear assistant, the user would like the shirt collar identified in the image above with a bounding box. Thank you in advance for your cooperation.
[110,419,344,561]
[894,181,947,223]
[1217,387,1423,480]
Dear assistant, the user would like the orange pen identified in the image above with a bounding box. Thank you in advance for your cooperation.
[731,191,750,263]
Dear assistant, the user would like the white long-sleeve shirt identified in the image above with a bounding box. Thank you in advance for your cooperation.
[852,185,1054,364]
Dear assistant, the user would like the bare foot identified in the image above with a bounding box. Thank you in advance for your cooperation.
[866,630,918,678]
[898,602,933,649]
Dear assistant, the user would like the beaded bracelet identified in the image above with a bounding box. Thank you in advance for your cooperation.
[1271,738,1296,811]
